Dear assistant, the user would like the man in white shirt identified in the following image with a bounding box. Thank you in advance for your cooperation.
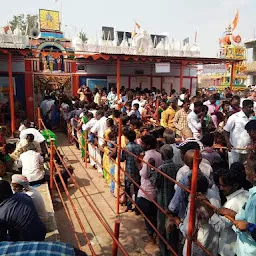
[45,97,55,120]
[94,89,101,106]
[224,99,254,166]
[20,128,45,144]
[187,101,204,140]
[107,87,117,109]
[208,170,249,256]
[40,97,49,120]
[82,112,97,167]
[178,88,187,107]
[90,110,107,147]
[18,144,45,184]
[132,93,143,114]
[11,174,48,223]
[90,110,107,172]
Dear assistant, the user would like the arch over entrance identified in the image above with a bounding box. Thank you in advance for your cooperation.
[38,42,66,72]
[36,42,67,57]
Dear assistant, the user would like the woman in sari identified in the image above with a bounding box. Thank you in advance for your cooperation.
[102,118,115,184]
[77,111,88,159]
[108,128,118,196]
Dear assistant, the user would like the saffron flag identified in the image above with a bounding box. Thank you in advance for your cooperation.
[232,10,239,31]
[195,31,197,43]
[132,22,141,38]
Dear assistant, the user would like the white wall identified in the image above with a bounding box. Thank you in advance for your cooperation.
[153,77,161,90]
[247,48,253,62]
[77,60,198,94]
[77,60,197,77]
[0,57,25,72]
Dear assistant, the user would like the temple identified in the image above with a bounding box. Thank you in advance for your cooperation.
[199,11,248,91]
[0,9,240,136]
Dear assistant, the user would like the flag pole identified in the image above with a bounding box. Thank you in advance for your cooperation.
[61,0,63,30]
[57,0,63,31]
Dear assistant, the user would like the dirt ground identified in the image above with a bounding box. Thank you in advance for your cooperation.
[54,132,160,256]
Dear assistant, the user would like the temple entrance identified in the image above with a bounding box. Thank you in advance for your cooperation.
[33,74,72,117]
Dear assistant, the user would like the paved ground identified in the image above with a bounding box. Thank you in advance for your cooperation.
[54,132,160,256]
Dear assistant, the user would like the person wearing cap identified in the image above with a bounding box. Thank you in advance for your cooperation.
[11,174,48,223]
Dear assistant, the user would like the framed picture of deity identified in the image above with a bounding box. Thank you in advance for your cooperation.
[39,9,60,31]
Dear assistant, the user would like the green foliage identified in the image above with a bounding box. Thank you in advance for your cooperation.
[78,31,88,43]
[9,14,38,35]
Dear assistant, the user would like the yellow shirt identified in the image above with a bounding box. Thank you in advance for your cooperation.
[160,107,176,130]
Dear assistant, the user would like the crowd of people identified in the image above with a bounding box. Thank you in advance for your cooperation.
[0,113,81,254]
[1,83,256,255]
[55,85,256,256]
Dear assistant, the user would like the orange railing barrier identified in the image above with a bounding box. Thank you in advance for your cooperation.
[67,117,212,255]
[40,107,240,256]
[37,108,128,256]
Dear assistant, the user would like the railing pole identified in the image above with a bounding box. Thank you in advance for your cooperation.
[37,107,42,131]
[186,150,200,256]
[67,123,71,144]
[84,131,88,168]
[116,117,122,215]
[112,220,120,256]
[50,139,55,196]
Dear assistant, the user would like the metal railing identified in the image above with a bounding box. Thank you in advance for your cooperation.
[37,108,129,256]
[39,107,239,256]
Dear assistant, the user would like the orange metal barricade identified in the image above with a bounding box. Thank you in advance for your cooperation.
[67,119,211,255]
[59,112,239,256]
[37,114,128,256]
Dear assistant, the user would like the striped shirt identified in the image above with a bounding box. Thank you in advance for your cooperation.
[174,108,190,136]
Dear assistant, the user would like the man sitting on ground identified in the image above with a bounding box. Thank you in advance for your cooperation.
[11,133,42,161]
[17,144,45,186]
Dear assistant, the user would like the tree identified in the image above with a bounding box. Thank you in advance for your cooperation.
[79,31,88,43]
[9,14,38,35]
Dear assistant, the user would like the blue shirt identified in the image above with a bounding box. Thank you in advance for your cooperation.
[235,186,256,256]
[247,223,256,242]
[168,171,190,219]
[0,241,77,256]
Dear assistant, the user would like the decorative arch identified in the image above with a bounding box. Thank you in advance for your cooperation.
[36,42,67,57]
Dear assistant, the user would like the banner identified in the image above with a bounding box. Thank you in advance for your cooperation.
[203,64,227,74]
[155,63,170,73]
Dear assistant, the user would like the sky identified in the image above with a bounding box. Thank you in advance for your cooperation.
[0,0,256,57]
